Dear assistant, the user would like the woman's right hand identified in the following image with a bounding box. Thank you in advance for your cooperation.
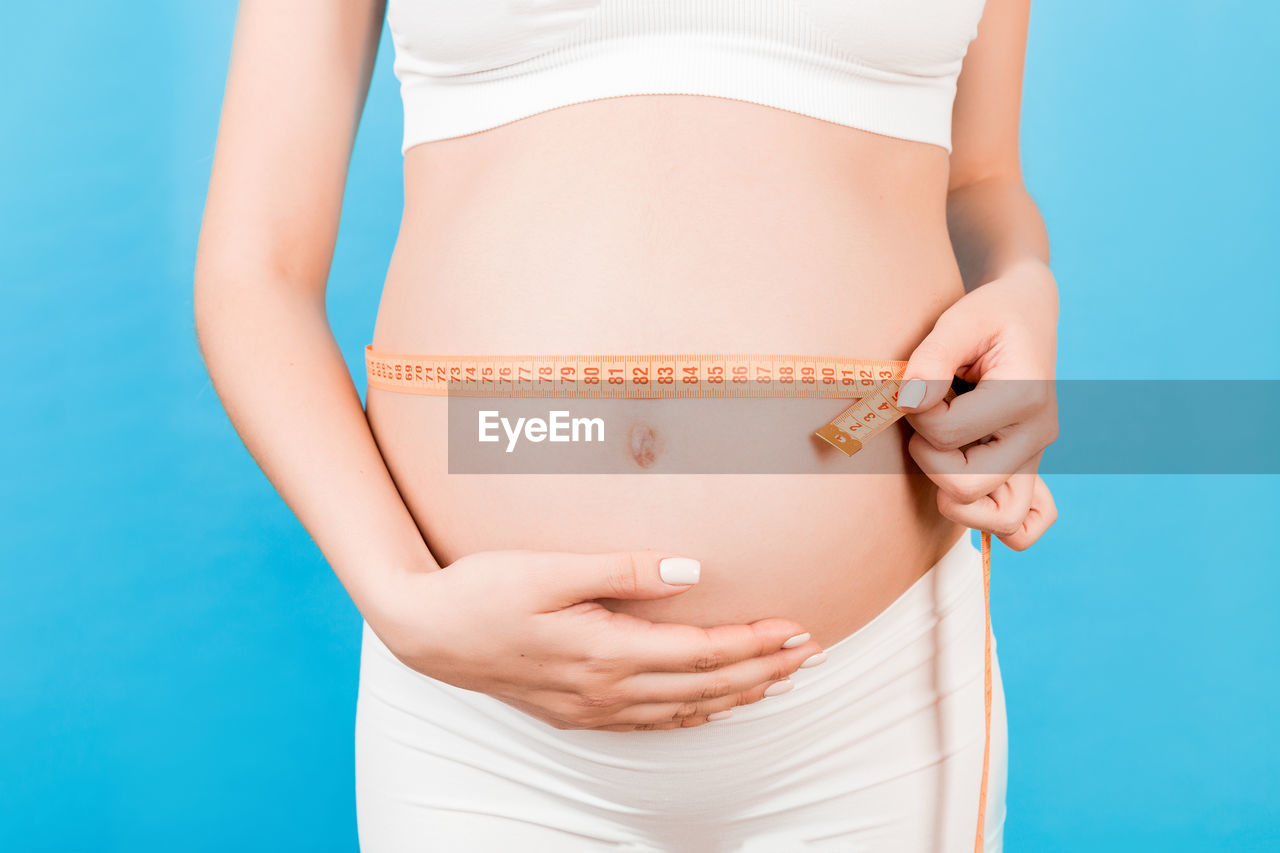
[365,549,826,732]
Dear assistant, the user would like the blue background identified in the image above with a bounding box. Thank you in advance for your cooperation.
[2,1,1276,850]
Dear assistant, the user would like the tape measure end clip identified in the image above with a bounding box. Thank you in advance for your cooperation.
[814,424,863,457]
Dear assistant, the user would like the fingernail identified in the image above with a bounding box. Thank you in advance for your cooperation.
[781,632,810,649]
[764,679,794,697]
[800,652,828,668]
[707,710,734,721]
[659,557,701,585]
[898,378,926,409]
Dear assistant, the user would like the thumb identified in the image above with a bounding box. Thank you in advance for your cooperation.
[898,311,985,412]
[533,550,701,609]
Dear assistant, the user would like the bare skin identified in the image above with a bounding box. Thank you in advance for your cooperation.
[370,94,968,647]
[195,0,1057,732]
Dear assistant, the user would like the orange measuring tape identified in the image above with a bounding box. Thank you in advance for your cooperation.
[366,346,996,850]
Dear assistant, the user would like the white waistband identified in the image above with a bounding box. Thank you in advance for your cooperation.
[358,529,989,765]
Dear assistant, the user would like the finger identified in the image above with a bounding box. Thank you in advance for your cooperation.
[597,667,805,728]
[536,714,709,732]
[525,550,704,611]
[906,380,1048,451]
[612,616,818,675]
[541,634,823,730]
[510,693,718,733]
[592,715,715,732]
[999,476,1058,551]
[605,672,799,727]
[935,466,1038,538]
[616,635,823,704]
[909,429,1047,503]
[897,310,989,413]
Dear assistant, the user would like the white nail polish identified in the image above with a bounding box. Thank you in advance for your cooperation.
[764,679,794,697]
[898,378,926,409]
[659,557,701,585]
[800,652,828,668]
[707,710,734,721]
[781,632,810,649]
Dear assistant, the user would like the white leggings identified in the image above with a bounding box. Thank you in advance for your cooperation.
[355,533,1007,852]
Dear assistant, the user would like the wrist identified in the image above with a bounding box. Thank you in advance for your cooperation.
[976,258,1058,325]
[339,549,442,627]
[993,256,1055,292]
[360,562,453,664]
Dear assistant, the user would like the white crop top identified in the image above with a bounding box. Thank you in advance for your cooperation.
[386,0,988,155]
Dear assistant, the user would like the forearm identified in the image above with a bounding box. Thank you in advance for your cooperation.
[193,274,440,616]
[946,175,1052,291]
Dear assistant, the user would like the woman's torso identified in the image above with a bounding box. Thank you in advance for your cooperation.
[367,94,966,648]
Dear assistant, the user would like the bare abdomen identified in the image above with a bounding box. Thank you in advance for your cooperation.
[367,95,967,648]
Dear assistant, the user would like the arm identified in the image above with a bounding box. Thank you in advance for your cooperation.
[194,0,821,730]
[896,0,1059,549]
[947,0,1051,289]
[194,0,433,617]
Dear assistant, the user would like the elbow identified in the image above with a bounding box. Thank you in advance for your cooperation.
[191,244,253,361]
[192,268,225,369]
[192,254,231,353]
[192,230,230,337]
[191,253,329,358]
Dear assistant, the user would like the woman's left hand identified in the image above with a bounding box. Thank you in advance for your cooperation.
[895,259,1060,550]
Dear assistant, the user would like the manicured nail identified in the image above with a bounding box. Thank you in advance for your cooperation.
[659,557,701,585]
[898,378,926,409]
[707,710,734,721]
[764,679,794,697]
[781,632,810,649]
[800,652,828,669]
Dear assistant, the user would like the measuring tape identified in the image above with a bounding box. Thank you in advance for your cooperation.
[366,346,996,849]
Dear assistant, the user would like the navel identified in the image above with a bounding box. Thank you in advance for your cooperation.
[628,423,662,469]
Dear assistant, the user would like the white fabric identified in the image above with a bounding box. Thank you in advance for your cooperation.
[386,0,988,154]
[355,532,1007,852]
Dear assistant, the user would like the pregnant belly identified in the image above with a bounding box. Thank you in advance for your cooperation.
[366,95,968,648]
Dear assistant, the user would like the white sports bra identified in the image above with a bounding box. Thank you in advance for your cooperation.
[386,0,988,155]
